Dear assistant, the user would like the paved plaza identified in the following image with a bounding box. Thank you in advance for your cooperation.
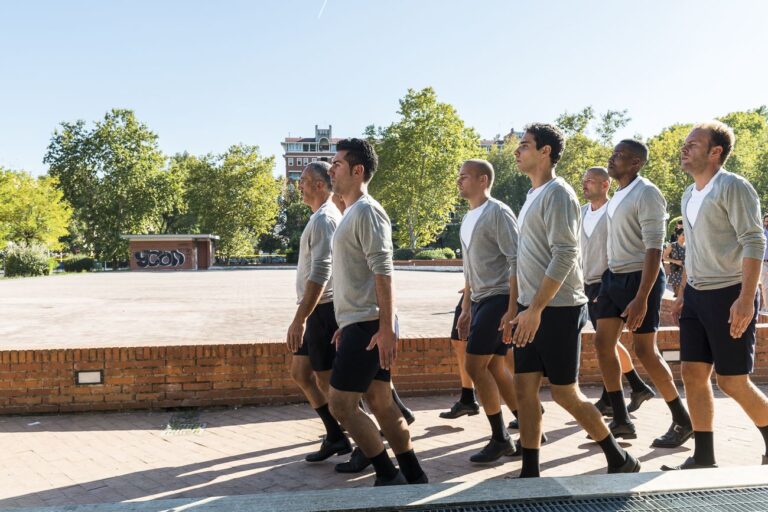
[1,387,767,510]
[0,269,464,349]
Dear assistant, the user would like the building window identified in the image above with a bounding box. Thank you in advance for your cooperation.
[304,157,309,165]
[312,157,317,162]
[288,158,294,166]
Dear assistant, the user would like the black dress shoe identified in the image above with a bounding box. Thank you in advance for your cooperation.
[594,398,614,417]
[470,438,517,463]
[440,401,480,419]
[305,436,352,462]
[335,447,371,473]
[374,470,408,486]
[608,420,637,440]
[514,433,548,453]
[608,453,641,473]
[407,472,429,484]
[627,388,655,413]
[652,422,693,448]
[661,456,717,471]
[508,418,519,429]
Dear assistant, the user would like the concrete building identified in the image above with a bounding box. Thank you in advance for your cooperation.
[280,125,341,181]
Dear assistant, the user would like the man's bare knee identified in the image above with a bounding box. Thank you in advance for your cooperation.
[682,363,711,388]
[716,374,748,398]
[328,390,359,423]
[550,384,579,408]
[291,358,314,388]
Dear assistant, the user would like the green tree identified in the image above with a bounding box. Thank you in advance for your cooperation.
[184,144,280,258]
[643,124,693,217]
[369,87,482,249]
[0,169,71,250]
[487,135,529,212]
[44,109,170,264]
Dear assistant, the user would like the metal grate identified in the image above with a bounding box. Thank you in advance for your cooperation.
[410,486,768,512]
[162,409,207,436]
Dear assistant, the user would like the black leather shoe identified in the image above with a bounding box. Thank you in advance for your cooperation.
[374,470,408,486]
[661,456,717,471]
[608,453,641,473]
[609,420,637,440]
[439,401,480,419]
[408,472,429,484]
[305,436,352,462]
[470,438,517,463]
[508,418,519,429]
[652,422,693,448]
[627,388,655,413]
[514,433,548,453]
[594,398,614,417]
[334,447,371,473]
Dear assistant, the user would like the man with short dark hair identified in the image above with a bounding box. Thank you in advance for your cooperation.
[327,138,426,486]
[507,123,639,478]
[455,158,521,463]
[663,121,768,470]
[593,139,692,447]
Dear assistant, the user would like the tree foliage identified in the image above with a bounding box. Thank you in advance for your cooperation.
[369,87,482,249]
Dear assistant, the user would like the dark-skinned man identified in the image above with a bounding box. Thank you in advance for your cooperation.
[506,123,640,478]
[327,138,426,486]
[662,121,768,470]
[594,139,692,447]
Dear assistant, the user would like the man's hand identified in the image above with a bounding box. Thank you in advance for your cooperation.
[729,295,755,339]
[286,319,305,352]
[498,304,519,344]
[511,307,542,348]
[457,309,471,340]
[367,327,397,370]
[332,328,343,350]
[670,295,684,326]
[621,297,648,332]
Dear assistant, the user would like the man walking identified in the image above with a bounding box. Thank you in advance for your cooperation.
[455,159,520,462]
[287,162,349,462]
[507,124,640,478]
[593,139,692,447]
[663,121,768,470]
[327,138,427,486]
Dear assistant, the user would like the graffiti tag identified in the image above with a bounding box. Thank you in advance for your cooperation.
[135,250,186,268]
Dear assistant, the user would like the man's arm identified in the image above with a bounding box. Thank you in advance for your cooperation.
[730,257,761,338]
[622,248,662,331]
[369,274,397,369]
[287,281,325,352]
[457,279,472,340]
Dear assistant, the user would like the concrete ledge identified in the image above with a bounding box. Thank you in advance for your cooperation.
[3,467,767,512]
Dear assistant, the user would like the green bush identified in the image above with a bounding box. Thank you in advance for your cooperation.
[441,247,456,259]
[285,249,299,264]
[393,248,416,260]
[413,249,446,260]
[62,255,95,273]
[4,243,51,277]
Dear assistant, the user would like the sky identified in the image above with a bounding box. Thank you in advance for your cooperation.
[1,0,767,177]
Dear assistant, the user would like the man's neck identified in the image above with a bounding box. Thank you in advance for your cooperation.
[342,186,366,209]
[617,172,639,189]
[527,164,556,189]
[468,193,490,210]
[692,164,721,191]
[589,196,608,211]
[309,194,331,213]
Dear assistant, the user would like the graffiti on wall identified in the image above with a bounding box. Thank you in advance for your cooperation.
[134,250,186,268]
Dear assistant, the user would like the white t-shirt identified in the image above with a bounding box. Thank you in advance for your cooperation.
[607,176,641,218]
[686,171,721,226]
[460,199,489,247]
[518,181,550,227]
[583,202,608,238]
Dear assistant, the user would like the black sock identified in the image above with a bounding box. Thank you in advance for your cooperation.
[666,397,691,427]
[519,447,540,478]
[391,388,410,417]
[597,434,627,467]
[487,412,508,442]
[757,424,768,457]
[460,387,476,405]
[693,431,716,466]
[607,390,629,424]
[315,404,344,442]
[370,449,398,480]
[600,386,609,403]
[395,449,425,483]
[623,369,648,393]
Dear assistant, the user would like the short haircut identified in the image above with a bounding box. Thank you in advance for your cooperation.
[463,159,495,187]
[675,228,684,237]
[336,138,378,182]
[525,123,565,165]
[694,120,736,164]
[306,161,331,189]
[618,139,649,164]
[586,166,610,182]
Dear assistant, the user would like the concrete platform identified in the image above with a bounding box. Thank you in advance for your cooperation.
[0,269,464,349]
[1,388,766,510]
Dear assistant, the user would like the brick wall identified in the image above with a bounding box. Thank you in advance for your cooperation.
[2,326,767,415]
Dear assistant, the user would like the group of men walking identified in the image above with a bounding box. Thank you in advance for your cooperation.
[287,120,768,485]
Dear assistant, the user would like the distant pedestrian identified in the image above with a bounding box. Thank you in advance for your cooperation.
[664,228,686,297]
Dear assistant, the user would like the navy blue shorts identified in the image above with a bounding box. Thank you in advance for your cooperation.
[680,284,757,376]
[467,294,510,356]
[584,282,601,329]
[595,268,666,333]
[293,302,337,372]
[513,303,588,385]
[330,320,391,393]
[450,294,463,340]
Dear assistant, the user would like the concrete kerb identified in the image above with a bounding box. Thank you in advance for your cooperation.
[3,467,768,512]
